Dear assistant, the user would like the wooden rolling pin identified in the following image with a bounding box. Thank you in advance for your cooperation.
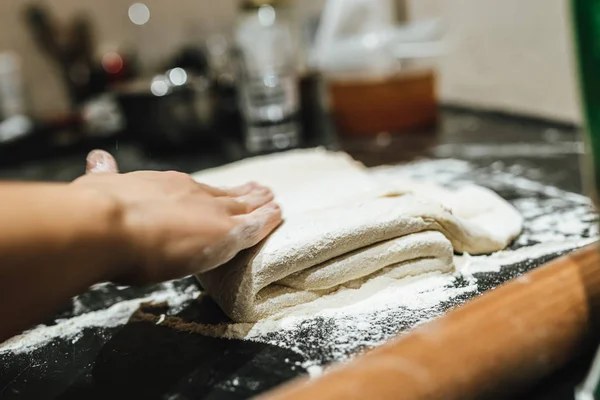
[260,244,600,400]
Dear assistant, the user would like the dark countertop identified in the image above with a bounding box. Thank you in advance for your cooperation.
[0,108,596,400]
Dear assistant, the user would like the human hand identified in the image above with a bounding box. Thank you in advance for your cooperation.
[72,150,282,285]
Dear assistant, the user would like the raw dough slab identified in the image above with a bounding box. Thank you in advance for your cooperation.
[192,148,384,217]
[193,149,523,322]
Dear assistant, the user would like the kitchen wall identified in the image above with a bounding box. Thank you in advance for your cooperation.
[408,0,581,123]
[0,0,235,115]
[0,0,325,116]
[0,0,582,124]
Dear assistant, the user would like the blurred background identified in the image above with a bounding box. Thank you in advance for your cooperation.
[0,0,581,179]
[1,3,597,398]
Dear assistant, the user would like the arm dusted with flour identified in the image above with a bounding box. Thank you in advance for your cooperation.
[0,150,282,343]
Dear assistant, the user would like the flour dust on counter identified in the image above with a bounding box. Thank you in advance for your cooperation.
[196,158,598,367]
[194,149,523,323]
[0,158,596,375]
[0,281,201,356]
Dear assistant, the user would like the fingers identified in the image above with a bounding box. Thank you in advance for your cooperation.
[223,182,259,197]
[221,198,248,215]
[198,181,261,198]
[221,185,274,214]
[236,189,274,212]
[86,150,119,174]
[195,182,228,197]
[234,202,283,249]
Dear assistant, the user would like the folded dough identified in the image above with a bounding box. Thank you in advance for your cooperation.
[192,148,385,217]
[193,149,522,322]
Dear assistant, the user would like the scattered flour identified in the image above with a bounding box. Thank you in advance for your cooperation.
[0,158,596,372]
[72,297,87,315]
[0,282,200,355]
[305,364,324,378]
[230,272,478,364]
[208,159,598,365]
[457,240,596,275]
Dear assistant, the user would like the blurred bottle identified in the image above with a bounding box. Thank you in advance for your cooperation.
[204,31,243,140]
[0,52,33,144]
[0,53,26,120]
[235,0,301,153]
[310,0,443,136]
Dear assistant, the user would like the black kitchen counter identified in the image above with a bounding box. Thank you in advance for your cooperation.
[0,107,596,400]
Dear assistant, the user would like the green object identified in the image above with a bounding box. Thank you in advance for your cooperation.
[571,1,600,399]
[572,0,600,201]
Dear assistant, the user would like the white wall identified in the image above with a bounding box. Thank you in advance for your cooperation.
[409,0,581,123]
[0,0,582,123]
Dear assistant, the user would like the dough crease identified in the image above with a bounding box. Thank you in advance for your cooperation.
[193,149,522,322]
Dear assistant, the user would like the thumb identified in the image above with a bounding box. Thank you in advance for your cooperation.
[86,149,119,174]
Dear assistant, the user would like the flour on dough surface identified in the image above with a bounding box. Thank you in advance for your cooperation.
[193,149,523,322]
[192,148,383,217]
[2,157,587,368]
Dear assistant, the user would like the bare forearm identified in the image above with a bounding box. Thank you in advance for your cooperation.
[0,148,282,343]
[0,183,126,342]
